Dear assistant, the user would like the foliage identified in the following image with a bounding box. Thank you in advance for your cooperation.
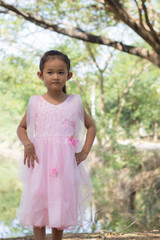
[0,155,21,224]
[91,147,160,232]
[1,0,160,67]
[0,32,160,235]
[0,55,46,119]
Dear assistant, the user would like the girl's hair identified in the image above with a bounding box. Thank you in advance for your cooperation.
[39,50,71,93]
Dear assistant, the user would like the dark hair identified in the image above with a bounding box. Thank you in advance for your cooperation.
[39,50,71,93]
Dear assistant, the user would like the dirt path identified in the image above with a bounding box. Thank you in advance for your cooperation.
[1,232,160,240]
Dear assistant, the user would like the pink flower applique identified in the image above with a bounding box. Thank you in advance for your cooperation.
[51,168,58,177]
[69,132,78,146]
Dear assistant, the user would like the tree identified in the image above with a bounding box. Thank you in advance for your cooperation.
[0,0,160,67]
[1,41,160,235]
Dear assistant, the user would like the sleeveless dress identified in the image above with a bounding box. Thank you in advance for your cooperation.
[17,94,92,231]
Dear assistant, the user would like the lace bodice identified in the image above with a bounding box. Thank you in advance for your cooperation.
[34,95,76,137]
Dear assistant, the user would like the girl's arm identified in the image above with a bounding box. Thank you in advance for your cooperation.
[75,110,96,165]
[17,113,39,168]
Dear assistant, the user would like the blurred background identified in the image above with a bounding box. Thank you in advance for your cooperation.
[0,0,160,237]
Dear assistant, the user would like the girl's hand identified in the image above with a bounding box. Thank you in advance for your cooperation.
[75,151,88,166]
[24,143,39,168]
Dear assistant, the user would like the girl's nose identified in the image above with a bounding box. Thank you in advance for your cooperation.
[53,73,59,79]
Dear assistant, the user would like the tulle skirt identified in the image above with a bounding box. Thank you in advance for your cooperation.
[17,136,92,230]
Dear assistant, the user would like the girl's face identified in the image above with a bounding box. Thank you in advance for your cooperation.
[37,58,72,92]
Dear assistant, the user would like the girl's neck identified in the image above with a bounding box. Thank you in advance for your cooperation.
[45,90,67,100]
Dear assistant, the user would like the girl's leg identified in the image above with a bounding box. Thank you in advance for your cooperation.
[33,226,46,240]
[52,228,63,240]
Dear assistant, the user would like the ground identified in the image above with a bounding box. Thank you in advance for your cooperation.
[2,232,160,240]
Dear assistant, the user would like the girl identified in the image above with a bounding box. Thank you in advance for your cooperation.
[17,50,96,240]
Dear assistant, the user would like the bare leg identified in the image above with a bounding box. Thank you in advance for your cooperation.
[33,226,45,240]
[52,228,63,240]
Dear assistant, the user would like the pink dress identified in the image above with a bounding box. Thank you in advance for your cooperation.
[17,94,92,230]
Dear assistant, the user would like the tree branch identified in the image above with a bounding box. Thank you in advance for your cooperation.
[134,0,144,28]
[0,10,7,13]
[104,0,160,52]
[85,42,101,72]
[148,0,155,26]
[102,51,113,72]
[0,0,160,67]
[141,0,160,43]
[90,4,105,11]
[85,42,114,113]
[84,42,106,112]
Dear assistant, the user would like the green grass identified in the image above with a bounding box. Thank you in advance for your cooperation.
[0,155,22,224]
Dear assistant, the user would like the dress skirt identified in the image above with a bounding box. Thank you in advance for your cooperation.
[18,136,92,230]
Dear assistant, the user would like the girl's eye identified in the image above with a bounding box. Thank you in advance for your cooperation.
[59,72,64,74]
[48,72,52,74]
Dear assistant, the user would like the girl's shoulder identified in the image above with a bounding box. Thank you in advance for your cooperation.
[29,94,40,99]
[69,94,83,105]
[69,95,84,114]
[69,94,81,101]
[27,95,41,106]
[28,94,42,101]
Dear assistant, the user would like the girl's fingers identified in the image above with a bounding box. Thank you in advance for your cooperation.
[27,156,30,168]
[24,155,26,165]
[24,154,39,168]
[24,144,38,168]
[34,154,39,163]
[76,158,80,165]
[31,156,34,168]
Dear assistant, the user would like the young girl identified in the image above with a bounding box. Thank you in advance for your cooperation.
[17,50,96,240]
